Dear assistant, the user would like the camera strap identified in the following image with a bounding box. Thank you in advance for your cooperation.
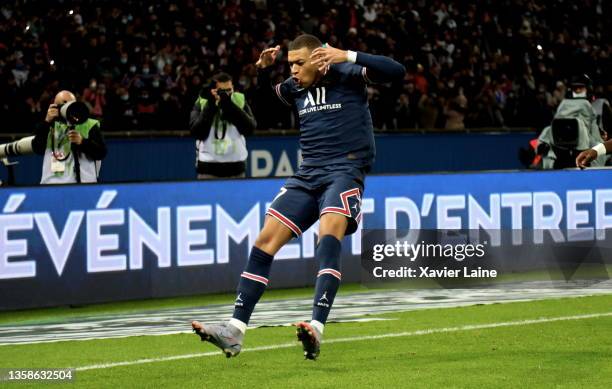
[50,125,71,161]
[213,115,228,140]
[72,143,81,184]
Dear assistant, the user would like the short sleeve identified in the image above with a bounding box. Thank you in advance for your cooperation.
[274,78,297,106]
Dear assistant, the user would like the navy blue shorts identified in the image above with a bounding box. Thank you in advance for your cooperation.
[266,164,366,237]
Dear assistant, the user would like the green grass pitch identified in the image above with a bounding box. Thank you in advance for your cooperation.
[0,290,610,388]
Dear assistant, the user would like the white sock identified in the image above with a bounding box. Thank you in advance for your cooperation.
[310,320,324,334]
[228,318,247,334]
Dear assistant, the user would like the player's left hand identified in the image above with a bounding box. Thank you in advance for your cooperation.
[310,44,348,73]
[68,130,83,145]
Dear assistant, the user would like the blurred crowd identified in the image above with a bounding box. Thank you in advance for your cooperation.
[0,0,610,133]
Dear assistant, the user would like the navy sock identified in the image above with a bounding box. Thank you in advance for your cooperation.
[232,246,273,325]
[312,235,342,324]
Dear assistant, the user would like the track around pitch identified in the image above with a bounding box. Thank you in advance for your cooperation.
[0,281,610,346]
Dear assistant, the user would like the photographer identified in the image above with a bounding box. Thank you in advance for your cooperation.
[190,72,256,179]
[537,75,604,169]
[32,90,107,184]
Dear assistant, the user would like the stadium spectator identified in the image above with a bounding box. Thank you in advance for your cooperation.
[82,79,107,119]
[0,0,609,132]
[444,92,467,130]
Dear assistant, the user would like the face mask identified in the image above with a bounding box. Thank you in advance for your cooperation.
[120,57,128,64]
[152,80,160,88]
[142,67,150,75]
[142,94,149,99]
[129,65,136,73]
[90,82,97,89]
[121,95,129,101]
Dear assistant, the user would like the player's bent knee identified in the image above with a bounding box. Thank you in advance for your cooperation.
[254,216,294,255]
[319,213,349,240]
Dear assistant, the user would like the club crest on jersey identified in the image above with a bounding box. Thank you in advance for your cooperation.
[299,86,342,116]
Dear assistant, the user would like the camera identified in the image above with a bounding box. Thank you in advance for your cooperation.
[56,101,89,125]
[216,88,233,99]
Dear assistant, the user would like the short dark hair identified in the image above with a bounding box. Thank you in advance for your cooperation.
[212,72,232,83]
[288,34,322,51]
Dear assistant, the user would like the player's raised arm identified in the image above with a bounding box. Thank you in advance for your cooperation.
[255,45,295,107]
[256,45,281,69]
[310,44,406,83]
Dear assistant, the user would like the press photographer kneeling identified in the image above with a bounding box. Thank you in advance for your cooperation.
[32,90,107,184]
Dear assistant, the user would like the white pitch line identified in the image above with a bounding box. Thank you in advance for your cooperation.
[76,311,612,372]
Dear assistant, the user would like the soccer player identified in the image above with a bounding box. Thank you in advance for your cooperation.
[192,34,405,360]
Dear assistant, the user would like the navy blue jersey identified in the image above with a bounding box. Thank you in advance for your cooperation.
[274,63,375,169]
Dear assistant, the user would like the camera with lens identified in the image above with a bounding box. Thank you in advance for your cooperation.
[56,101,90,125]
[216,88,232,99]
[537,86,606,169]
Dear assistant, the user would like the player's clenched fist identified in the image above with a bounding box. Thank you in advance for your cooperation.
[575,149,598,169]
[256,45,281,69]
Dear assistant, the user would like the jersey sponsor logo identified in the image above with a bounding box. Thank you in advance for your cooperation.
[304,87,326,107]
[298,87,342,116]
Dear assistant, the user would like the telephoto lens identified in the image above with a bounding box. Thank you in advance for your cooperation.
[57,101,90,125]
[0,136,35,158]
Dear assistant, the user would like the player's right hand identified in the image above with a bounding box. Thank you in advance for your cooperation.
[576,149,597,169]
[45,104,59,123]
[256,45,280,69]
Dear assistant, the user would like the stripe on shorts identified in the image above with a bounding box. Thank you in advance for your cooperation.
[266,208,302,236]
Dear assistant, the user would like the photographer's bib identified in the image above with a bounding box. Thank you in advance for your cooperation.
[195,92,248,164]
[196,122,247,163]
[41,119,100,184]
